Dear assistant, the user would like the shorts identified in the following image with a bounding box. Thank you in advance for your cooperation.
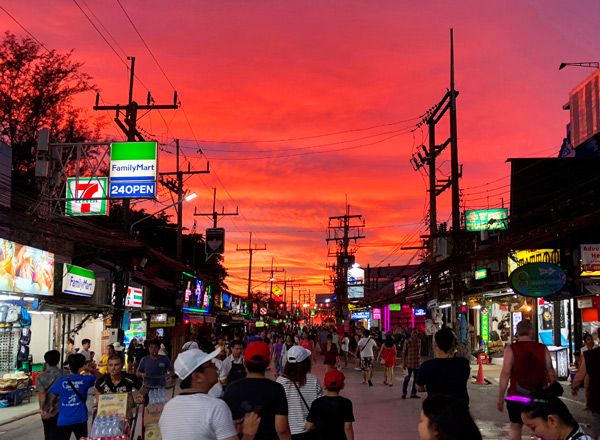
[506,401,524,425]
[360,357,374,371]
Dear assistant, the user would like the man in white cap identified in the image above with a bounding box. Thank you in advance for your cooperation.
[159,348,260,440]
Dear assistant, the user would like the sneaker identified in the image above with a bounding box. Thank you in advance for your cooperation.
[368,380,373,387]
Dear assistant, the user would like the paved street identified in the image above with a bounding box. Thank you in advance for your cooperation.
[0,361,595,439]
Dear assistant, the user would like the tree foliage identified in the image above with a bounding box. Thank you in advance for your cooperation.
[0,32,99,178]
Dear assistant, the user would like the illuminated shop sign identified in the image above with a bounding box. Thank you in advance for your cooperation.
[350,311,371,320]
[0,238,54,296]
[465,208,508,232]
[62,264,95,297]
[109,142,157,199]
[508,249,560,275]
[347,264,365,299]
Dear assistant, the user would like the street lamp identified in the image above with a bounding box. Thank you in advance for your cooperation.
[558,62,599,70]
[129,192,197,234]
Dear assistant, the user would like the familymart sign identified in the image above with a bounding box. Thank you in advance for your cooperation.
[109,142,157,198]
[62,264,96,297]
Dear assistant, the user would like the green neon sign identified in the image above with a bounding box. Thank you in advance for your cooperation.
[465,208,508,232]
[475,268,488,280]
[481,308,490,342]
[389,304,401,311]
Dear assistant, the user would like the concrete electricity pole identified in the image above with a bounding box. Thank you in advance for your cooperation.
[262,258,285,301]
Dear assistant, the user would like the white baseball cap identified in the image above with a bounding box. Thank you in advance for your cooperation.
[286,345,311,363]
[174,348,221,380]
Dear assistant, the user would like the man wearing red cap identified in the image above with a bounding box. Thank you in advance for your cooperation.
[305,370,355,440]
[223,341,292,440]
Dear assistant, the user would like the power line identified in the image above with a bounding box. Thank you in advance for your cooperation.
[115,0,177,91]
[179,117,422,145]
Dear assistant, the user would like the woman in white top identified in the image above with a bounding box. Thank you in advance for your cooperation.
[276,346,323,439]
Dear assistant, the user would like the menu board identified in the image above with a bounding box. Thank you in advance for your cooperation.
[0,238,54,295]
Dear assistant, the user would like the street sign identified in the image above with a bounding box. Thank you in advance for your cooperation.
[259,307,267,316]
[66,177,108,216]
[272,285,283,297]
[205,228,225,260]
[109,141,157,199]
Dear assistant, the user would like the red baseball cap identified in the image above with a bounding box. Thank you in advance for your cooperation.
[324,370,345,389]
[245,341,270,363]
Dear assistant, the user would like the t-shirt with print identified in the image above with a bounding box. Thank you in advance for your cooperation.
[36,366,63,418]
[357,337,377,358]
[276,373,323,435]
[223,377,288,440]
[137,355,172,387]
[95,373,142,394]
[416,357,471,406]
[307,395,354,440]
[159,392,237,440]
[49,374,96,426]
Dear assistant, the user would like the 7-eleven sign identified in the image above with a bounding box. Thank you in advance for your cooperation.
[66,177,108,216]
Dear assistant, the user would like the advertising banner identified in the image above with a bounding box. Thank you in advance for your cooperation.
[66,177,109,216]
[464,208,508,232]
[109,142,157,199]
[350,311,371,320]
[347,264,365,299]
[62,264,96,297]
[0,238,54,295]
[581,244,600,276]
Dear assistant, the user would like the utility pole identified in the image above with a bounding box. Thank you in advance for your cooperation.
[326,203,365,323]
[93,56,179,230]
[194,188,239,229]
[262,258,285,301]
[159,139,210,261]
[93,57,179,340]
[236,232,267,298]
[449,28,461,232]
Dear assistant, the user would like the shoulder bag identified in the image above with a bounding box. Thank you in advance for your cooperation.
[291,381,317,440]
[66,378,88,406]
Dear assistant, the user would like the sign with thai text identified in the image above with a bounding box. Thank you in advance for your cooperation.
[508,249,560,275]
[465,208,508,232]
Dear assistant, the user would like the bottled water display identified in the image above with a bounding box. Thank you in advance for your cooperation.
[148,387,167,405]
[89,415,126,438]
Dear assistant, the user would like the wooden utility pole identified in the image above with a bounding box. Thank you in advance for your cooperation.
[236,232,266,297]
[93,56,179,230]
[262,258,285,301]
[194,188,239,228]
[159,139,209,261]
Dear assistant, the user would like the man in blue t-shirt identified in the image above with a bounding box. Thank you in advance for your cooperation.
[49,353,97,440]
[137,339,173,388]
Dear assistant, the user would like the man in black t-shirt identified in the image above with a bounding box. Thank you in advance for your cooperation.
[223,341,291,440]
[306,370,354,440]
[95,355,143,394]
[416,327,470,406]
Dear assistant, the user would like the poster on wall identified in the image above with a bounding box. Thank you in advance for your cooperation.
[581,244,600,276]
[124,321,147,346]
[0,238,54,295]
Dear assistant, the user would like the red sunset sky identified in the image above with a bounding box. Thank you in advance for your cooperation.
[2,1,599,299]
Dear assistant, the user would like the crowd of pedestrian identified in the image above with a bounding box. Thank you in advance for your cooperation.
[32,322,599,440]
